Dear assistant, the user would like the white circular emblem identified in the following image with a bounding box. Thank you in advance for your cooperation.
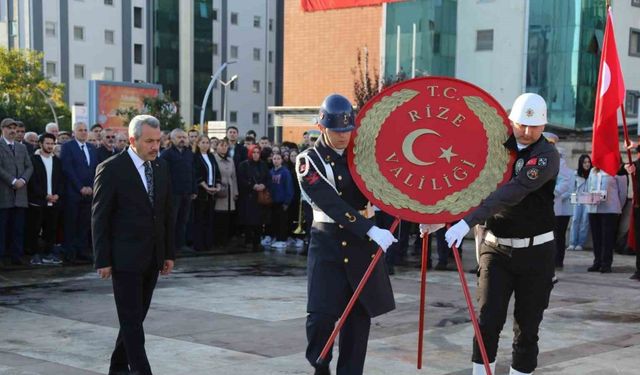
[515,158,525,175]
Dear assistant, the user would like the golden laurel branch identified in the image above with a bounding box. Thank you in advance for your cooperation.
[354,91,511,215]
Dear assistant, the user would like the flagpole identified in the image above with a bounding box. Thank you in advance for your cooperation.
[620,104,638,208]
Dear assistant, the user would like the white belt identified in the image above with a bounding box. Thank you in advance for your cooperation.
[484,231,554,248]
[313,210,335,224]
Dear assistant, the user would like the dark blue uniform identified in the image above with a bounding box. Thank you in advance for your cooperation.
[297,135,395,375]
[464,134,559,374]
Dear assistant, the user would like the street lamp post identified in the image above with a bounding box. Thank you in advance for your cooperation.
[35,87,59,127]
[199,61,236,134]
[219,74,239,123]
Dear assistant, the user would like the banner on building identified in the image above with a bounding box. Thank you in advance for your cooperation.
[88,81,162,130]
[301,0,405,12]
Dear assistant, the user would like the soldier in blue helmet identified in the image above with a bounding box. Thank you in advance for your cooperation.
[296,94,397,375]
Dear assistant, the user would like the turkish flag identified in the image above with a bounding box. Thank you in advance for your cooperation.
[301,0,405,12]
[592,7,625,176]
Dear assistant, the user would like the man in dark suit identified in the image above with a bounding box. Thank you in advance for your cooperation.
[0,118,34,266]
[15,121,35,155]
[60,122,98,263]
[96,128,118,164]
[226,126,247,167]
[93,115,174,375]
[26,133,64,265]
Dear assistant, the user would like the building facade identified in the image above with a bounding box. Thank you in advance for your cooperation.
[0,0,152,109]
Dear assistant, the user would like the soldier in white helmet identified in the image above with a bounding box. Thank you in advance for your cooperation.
[439,93,560,375]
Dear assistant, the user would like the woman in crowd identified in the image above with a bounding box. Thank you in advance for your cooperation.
[568,154,592,251]
[553,146,574,268]
[213,138,239,247]
[192,135,221,252]
[586,166,627,273]
[237,145,271,251]
[268,153,294,250]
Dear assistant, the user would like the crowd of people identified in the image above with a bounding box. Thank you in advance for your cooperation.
[0,118,324,268]
[1,116,639,282]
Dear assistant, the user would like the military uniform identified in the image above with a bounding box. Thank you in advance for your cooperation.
[297,135,395,375]
[463,134,559,374]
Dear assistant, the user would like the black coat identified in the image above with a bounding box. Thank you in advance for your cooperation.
[193,152,221,201]
[27,154,64,207]
[96,146,117,165]
[297,136,395,318]
[92,149,174,272]
[237,159,270,226]
[231,143,248,167]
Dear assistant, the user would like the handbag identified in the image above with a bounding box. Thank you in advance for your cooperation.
[256,189,273,206]
[216,183,228,198]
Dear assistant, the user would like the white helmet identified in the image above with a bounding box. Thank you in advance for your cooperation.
[508,93,547,126]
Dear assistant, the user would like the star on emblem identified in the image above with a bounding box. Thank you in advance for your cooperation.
[525,108,535,117]
[438,146,458,164]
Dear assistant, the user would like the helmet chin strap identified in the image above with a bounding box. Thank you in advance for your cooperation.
[321,129,342,150]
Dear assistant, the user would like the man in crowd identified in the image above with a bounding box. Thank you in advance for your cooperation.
[45,122,60,138]
[15,121,35,155]
[57,131,72,144]
[61,122,98,263]
[188,127,199,147]
[226,126,247,167]
[91,123,104,136]
[96,128,118,164]
[115,132,128,151]
[93,115,174,375]
[160,128,197,254]
[87,131,100,149]
[0,118,33,266]
[258,136,271,150]
[26,133,64,265]
[24,132,39,149]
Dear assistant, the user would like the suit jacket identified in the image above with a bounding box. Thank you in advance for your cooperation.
[20,141,35,156]
[231,143,248,168]
[194,152,221,201]
[92,149,174,272]
[96,146,117,165]
[0,139,33,209]
[27,154,64,207]
[60,140,98,203]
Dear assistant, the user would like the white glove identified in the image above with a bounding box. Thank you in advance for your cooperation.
[419,223,445,238]
[366,225,398,252]
[444,220,470,248]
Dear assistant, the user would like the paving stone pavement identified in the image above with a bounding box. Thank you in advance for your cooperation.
[0,242,638,375]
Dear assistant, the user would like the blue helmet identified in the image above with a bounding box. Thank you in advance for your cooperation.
[318,94,355,132]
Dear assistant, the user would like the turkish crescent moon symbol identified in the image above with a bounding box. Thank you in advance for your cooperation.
[401,128,441,166]
[600,62,610,98]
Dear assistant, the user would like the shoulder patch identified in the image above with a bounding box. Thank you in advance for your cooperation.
[515,158,525,175]
[526,158,538,166]
[526,167,540,180]
[537,157,548,167]
[304,171,320,185]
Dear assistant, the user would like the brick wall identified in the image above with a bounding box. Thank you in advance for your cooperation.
[283,0,382,107]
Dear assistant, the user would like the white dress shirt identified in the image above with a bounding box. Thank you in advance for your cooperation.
[127,147,149,193]
[201,153,214,186]
[76,139,90,165]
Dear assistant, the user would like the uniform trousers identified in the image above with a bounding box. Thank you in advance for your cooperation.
[110,261,159,375]
[473,240,555,373]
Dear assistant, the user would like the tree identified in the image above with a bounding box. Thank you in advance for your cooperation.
[0,47,71,133]
[116,91,184,131]
[352,47,401,109]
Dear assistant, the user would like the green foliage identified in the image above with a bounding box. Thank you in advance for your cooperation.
[0,47,71,133]
[116,91,184,131]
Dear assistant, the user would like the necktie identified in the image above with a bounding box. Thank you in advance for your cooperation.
[80,144,90,166]
[144,161,154,206]
[8,143,14,155]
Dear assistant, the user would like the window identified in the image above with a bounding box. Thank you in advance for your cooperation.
[46,61,56,77]
[252,112,260,124]
[268,50,273,63]
[74,64,85,79]
[229,111,238,123]
[212,110,218,121]
[252,80,260,93]
[74,102,85,107]
[212,9,218,21]
[268,81,273,95]
[134,43,143,64]
[134,7,143,28]
[104,0,113,5]
[269,18,273,31]
[253,16,261,28]
[230,79,238,91]
[45,22,56,37]
[73,26,84,41]
[105,67,115,80]
[213,43,218,56]
[104,30,114,44]
[230,12,238,25]
[253,48,261,61]
[626,90,640,116]
[230,45,238,58]
[630,28,640,57]
[476,29,494,51]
